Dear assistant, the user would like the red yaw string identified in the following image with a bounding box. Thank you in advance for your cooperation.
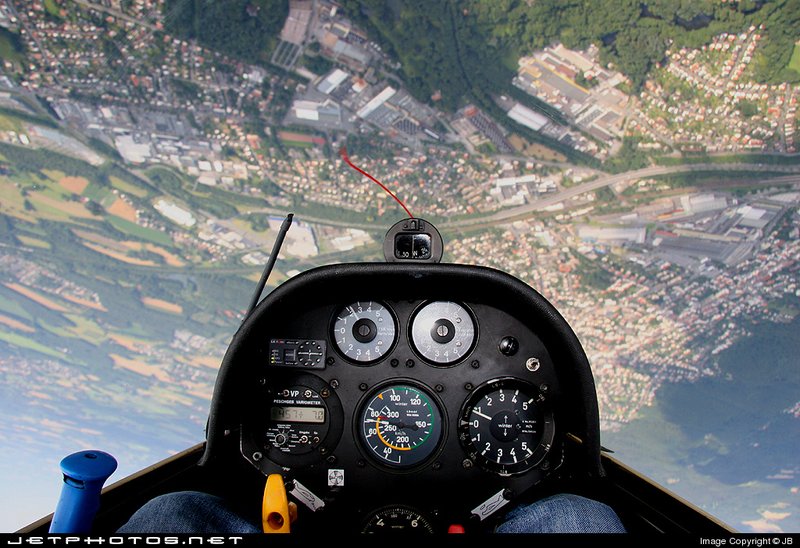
[339,146,414,219]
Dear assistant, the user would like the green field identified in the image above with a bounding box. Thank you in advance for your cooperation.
[82,181,112,202]
[16,234,51,249]
[0,28,25,64]
[0,113,24,133]
[110,175,150,198]
[279,137,314,149]
[0,289,33,321]
[107,216,173,246]
[0,105,57,129]
[43,0,60,17]
[789,43,800,73]
[0,330,65,360]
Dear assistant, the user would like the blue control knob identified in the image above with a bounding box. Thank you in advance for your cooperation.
[50,450,117,533]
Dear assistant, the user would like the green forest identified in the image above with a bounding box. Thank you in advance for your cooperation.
[340,0,800,110]
[163,0,288,65]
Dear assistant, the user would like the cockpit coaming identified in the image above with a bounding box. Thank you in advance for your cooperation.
[201,262,603,533]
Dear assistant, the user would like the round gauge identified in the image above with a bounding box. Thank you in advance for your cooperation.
[332,301,397,364]
[358,384,443,469]
[241,373,344,470]
[458,378,555,476]
[265,385,328,458]
[362,506,434,534]
[410,301,476,365]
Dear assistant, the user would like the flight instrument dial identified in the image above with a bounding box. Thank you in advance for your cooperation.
[358,384,443,469]
[241,373,344,472]
[410,301,476,365]
[332,301,397,364]
[459,378,555,476]
[361,506,434,534]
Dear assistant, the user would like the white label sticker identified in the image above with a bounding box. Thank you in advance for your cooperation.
[327,468,345,487]
[471,489,511,521]
[290,479,325,512]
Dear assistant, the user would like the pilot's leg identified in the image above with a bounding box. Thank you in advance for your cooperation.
[116,491,261,534]
[496,493,626,533]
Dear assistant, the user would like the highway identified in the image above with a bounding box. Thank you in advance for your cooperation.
[248,163,800,232]
[441,162,800,229]
[246,163,800,232]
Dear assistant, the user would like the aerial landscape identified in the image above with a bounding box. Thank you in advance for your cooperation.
[0,0,798,533]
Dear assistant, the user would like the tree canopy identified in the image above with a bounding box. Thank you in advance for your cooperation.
[340,0,799,110]
[163,0,288,66]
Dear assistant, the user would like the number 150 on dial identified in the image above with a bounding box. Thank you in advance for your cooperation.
[358,384,443,469]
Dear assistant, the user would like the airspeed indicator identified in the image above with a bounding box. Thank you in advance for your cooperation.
[358,384,443,469]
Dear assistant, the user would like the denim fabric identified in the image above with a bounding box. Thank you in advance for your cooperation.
[495,494,626,533]
[116,491,261,534]
[117,491,625,534]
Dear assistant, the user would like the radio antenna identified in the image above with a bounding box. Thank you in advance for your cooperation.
[245,213,294,319]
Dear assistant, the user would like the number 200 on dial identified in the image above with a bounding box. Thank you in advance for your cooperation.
[359,385,443,468]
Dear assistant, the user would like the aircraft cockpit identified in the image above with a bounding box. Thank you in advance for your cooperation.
[21,217,734,536]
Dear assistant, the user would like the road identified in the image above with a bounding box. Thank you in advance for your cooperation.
[247,163,800,232]
[71,0,158,31]
[779,85,796,152]
[441,162,800,229]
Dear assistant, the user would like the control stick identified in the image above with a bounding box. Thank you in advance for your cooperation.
[50,450,117,533]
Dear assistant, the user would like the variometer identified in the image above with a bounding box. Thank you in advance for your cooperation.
[458,378,554,476]
[241,373,344,471]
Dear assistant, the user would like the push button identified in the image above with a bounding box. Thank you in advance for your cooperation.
[499,336,519,356]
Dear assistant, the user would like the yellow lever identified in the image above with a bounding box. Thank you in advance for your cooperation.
[262,474,291,533]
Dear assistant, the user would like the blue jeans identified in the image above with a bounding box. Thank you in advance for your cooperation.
[494,493,626,533]
[117,491,626,533]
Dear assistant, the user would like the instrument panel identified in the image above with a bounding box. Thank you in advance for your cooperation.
[240,296,565,533]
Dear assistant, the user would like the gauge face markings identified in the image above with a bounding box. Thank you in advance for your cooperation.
[359,384,443,468]
[332,301,397,364]
[472,390,535,463]
[459,379,554,475]
[249,374,345,469]
[362,506,434,534]
[410,301,476,365]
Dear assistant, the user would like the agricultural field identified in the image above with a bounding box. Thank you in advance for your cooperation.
[0,140,263,452]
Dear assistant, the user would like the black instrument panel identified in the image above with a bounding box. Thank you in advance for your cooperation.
[240,298,565,532]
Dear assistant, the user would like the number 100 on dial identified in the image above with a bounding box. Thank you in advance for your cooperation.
[358,384,443,469]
